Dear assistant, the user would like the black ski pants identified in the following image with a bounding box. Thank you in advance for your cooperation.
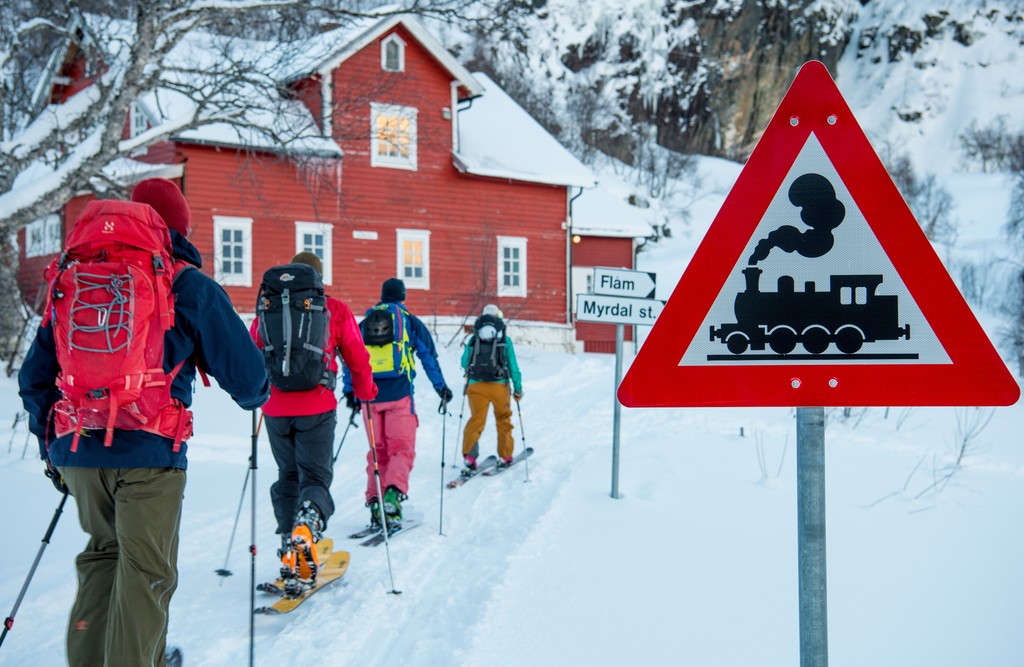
[266,411,337,534]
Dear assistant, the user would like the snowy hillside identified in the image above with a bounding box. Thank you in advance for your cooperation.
[838,0,1024,174]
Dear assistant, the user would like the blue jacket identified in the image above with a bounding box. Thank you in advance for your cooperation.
[18,232,270,469]
[342,297,447,409]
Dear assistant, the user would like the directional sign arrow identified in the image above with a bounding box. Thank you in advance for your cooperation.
[593,268,657,299]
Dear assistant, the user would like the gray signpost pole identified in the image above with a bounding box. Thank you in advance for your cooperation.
[797,406,828,666]
[611,323,624,499]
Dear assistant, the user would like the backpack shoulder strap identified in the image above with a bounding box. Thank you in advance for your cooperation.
[169,261,211,387]
[172,261,197,285]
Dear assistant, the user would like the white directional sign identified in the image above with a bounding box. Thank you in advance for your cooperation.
[593,267,657,299]
[575,293,663,326]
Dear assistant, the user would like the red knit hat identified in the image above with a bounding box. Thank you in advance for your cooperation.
[131,178,191,236]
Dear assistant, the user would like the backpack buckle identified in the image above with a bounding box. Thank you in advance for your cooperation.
[87,388,109,400]
[153,255,166,274]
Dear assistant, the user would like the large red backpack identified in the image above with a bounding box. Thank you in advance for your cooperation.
[42,200,194,451]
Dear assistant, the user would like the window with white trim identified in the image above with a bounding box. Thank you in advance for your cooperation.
[130,101,149,138]
[397,228,430,290]
[381,34,405,72]
[295,221,333,285]
[371,103,417,170]
[497,236,527,298]
[25,215,63,258]
[213,216,253,287]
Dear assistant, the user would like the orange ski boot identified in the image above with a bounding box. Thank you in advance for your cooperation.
[289,501,324,591]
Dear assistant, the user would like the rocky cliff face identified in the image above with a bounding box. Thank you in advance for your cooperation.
[459,0,859,163]
[682,1,855,159]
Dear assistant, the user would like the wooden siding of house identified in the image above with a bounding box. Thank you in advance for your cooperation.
[324,25,569,323]
[52,46,94,104]
[572,235,636,351]
[292,75,323,130]
[136,140,179,166]
[176,144,343,310]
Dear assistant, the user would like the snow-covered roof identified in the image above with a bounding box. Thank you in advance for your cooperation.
[145,28,342,156]
[101,157,183,185]
[454,72,596,189]
[571,185,653,239]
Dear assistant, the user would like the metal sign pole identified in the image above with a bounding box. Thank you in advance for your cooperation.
[611,323,624,499]
[797,406,828,666]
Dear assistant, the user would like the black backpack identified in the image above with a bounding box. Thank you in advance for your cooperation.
[256,263,335,391]
[466,314,508,382]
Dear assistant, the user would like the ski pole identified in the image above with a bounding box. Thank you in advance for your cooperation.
[0,489,69,650]
[366,413,401,595]
[20,426,30,460]
[248,410,261,667]
[332,407,359,465]
[438,396,448,536]
[214,466,250,578]
[7,412,24,454]
[451,376,468,468]
[514,396,530,482]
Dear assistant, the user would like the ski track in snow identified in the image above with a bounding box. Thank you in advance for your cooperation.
[135,345,611,666]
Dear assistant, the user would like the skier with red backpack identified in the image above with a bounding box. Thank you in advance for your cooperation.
[18,179,270,667]
[250,251,377,594]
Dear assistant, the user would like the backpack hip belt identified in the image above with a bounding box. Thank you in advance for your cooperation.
[52,395,194,452]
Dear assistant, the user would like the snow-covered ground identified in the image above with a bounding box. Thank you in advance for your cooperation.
[1,313,1021,667]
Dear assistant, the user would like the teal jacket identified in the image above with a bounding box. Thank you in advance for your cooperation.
[461,334,522,394]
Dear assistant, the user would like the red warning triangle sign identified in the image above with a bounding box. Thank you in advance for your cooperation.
[618,61,1019,408]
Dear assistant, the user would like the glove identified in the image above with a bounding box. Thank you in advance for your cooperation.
[44,461,69,495]
[437,385,454,404]
[344,391,361,413]
[513,389,524,402]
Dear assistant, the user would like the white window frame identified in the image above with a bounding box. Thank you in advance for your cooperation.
[130,101,150,138]
[381,34,406,72]
[370,102,418,171]
[213,216,253,287]
[396,228,430,290]
[497,235,527,298]
[24,214,63,258]
[295,221,334,286]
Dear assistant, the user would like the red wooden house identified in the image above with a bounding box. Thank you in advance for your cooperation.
[17,15,651,351]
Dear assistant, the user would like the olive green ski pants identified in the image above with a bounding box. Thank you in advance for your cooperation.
[60,467,186,667]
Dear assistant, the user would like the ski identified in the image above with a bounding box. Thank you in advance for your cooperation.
[347,524,382,540]
[360,518,422,547]
[482,447,535,476]
[254,550,350,615]
[255,538,334,596]
[446,455,498,489]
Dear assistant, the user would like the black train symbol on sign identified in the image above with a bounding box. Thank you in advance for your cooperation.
[710,173,911,357]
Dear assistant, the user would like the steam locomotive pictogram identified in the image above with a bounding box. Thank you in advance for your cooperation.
[710,266,910,355]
